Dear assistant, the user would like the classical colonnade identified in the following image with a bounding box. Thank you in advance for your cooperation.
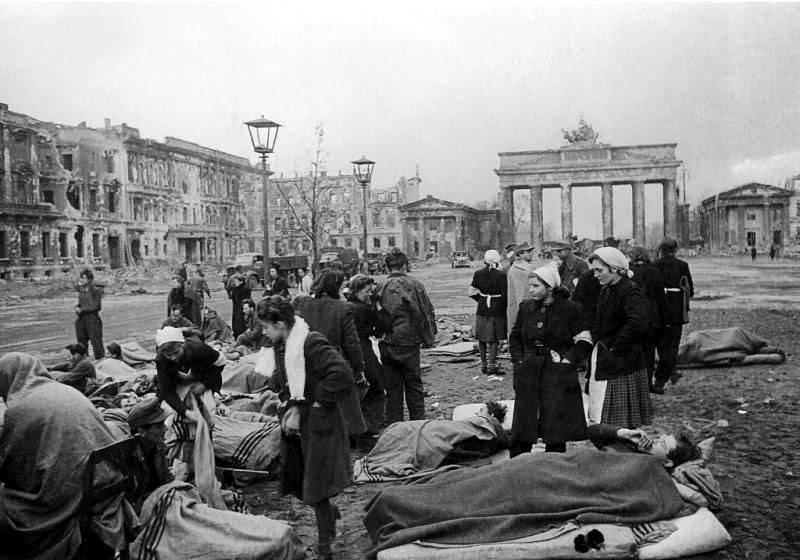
[495,142,682,249]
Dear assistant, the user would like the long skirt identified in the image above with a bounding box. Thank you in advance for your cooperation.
[474,314,507,342]
[601,369,654,428]
[359,338,386,434]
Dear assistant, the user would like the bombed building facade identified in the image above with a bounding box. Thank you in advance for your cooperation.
[0,102,255,279]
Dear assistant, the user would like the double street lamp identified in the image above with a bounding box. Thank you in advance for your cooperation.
[245,116,281,259]
[352,156,375,257]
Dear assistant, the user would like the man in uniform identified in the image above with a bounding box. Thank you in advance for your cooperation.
[75,268,104,359]
[553,240,589,294]
[506,241,533,337]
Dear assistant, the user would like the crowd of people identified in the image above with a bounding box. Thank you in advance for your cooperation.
[0,238,700,559]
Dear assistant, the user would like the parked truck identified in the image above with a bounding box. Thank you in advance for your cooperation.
[318,246,361,278]
[230,252,309,289]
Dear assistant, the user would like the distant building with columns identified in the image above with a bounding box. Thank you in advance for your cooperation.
[699,182,792,252]
[495,141,682,249]
[399,195,500,260]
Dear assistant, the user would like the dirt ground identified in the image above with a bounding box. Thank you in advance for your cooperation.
[235,258,800,560]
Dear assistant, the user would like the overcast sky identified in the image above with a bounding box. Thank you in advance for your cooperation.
[2,2,799,240]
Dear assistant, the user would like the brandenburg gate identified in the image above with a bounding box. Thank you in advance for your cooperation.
[495,142,682,248]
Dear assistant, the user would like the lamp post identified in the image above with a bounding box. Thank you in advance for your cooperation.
[245,116,281,260]
[352,156,375,257]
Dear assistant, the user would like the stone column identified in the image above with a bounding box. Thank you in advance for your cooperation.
[737,206,746,248]
[560,183,573,241]
[530,186,544,251]
[662,179,677,239]
[418,216,426,259]
[763,202,772,247]
[500,187,515,244]
[601,183,614,240]
[632,181,646,245]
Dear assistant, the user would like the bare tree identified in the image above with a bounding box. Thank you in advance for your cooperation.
[271,124,337,271]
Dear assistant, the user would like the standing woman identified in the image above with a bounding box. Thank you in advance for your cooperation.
[509,265,592,457]
[167,274,191,322]
[468,249,508,375]
[190,266,212,311]
[258,296,353,559]
[346,274,390,434]
[228,273,252,338]
[627,246,666,388]
[585,247,653,428]
[294,269,369,438]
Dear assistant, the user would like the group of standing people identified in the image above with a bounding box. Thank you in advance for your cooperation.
[469,237,694,458]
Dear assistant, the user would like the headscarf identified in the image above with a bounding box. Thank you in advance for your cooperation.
[590,247,634,278]
[155,326,185,347]
[0,352,52,403]
[483,249,501,269]
[531,262,561,288]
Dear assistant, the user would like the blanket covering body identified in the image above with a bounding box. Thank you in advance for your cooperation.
[677,327,770,364]
[354,415,506,482]
[130,481,305,560]
[364,448,684,558]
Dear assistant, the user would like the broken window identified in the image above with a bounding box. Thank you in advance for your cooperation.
[275,240,281,254]
[275,216,282,230]
[58,233,68,257]
[20,231,30,258]
[104,154,114,173]
[331,238,338,246]
[92,234,100,258]
[0,231,5,258]
[62,154,73,171]
[75,227,84,258]
[67,182,81,210]
[107,190,117,213]
[89,189,98,211]
[42,232,51,258]
[373,237,381,249]
[42,190,54,204]
[182,207,188,223]
[133,198,143,221]
[182,181,188,194]
[343,212,352,229]
[388,236,396,247]
[345,237,352,248]
[302,238,310,251]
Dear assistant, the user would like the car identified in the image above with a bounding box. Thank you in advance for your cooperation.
[452,251,471,268]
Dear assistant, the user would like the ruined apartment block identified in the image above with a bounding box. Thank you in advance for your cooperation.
[0,102,257,279]
[245,170,421,256]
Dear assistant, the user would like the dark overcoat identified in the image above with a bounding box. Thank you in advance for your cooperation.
[571,268,601,327]
[469,267,508,317]
[592,277,648,380]
[630,262,666,340]
[558,253,590,294]
[228,283,252,338]
[509,296,591,444]
[654,255,694,325]
[294,295,367,436]
[269,331,353,505]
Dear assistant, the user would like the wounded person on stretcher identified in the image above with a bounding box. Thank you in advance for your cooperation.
[364,425,705,558]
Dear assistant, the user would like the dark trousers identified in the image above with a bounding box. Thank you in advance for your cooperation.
[379,342,424,425]
[655,323,683,385]
[76,312,104,359]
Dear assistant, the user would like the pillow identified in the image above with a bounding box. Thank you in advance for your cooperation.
[639,507,731,559]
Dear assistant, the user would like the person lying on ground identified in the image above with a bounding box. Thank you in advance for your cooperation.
[126,397,174,512]
[162,304,204,340]
[0,352,136,559]
[106,342,123,360]
[48,342,97,394]
[587,422,701,468]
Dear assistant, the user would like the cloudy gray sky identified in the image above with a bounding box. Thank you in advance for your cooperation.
[2,1,799,240]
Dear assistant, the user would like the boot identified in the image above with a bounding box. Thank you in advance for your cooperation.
[488,364,505,376]
[480,363,488,375]
[650,380,665,395]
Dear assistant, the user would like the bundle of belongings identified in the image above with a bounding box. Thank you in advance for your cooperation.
[354,413,509,483]
[677,327,786,368]
[365,449,730,560]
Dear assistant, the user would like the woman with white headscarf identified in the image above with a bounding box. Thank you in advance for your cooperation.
[508,264,592,457]
[469,249,508,375]
[585,247,653,428]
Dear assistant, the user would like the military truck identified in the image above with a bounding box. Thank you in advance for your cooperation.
[318,246,361,278]
[231,252,309,289]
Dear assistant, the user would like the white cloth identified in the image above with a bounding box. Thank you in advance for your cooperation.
[253,316,310,401]
[532,262,561,288]
[155,326,185,347]
[483,249,501,267]
[583,344,608,424]
[590,247,635,278]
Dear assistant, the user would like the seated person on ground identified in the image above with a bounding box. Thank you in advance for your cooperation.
[234,299,266,354]
[162,304,204,341]
[48,342,97,394]
[588,423,701,468]
[202,306,234,346]
[127,397,174,511]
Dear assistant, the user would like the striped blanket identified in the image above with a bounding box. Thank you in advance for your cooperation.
[130,481,304,560]
[212,415,282,472]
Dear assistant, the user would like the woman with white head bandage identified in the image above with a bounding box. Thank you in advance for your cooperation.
[585,247,653,429]
[508,262,593,457]
[468,249,509,375]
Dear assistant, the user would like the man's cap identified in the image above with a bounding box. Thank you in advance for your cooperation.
[504,242,517,252]
[549,241,574,251]
[65,342,87,355]
[514,242,533,254]
[128,398,170,431]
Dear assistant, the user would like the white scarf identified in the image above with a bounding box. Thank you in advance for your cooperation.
[253,316,310,401]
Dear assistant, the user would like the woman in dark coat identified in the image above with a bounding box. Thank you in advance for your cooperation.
[258,296,353,560]
[227,273,252,338]
[167,275,192,322]
[346,274,390,434]
[586,247,653,428]
[469,249,508,375]
[627,246,666,387]
[509,264,592,457]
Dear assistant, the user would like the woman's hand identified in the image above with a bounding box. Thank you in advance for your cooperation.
[281,405,302,436]
[311,401,323,408]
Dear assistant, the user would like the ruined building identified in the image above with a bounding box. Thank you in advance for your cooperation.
[240,170,420,256]
[0,102,255,279]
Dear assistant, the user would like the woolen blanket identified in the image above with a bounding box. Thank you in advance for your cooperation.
[364,447,684,558]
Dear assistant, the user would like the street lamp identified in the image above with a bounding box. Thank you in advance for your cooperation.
[352,156,375,258]
[245,116,281,260]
